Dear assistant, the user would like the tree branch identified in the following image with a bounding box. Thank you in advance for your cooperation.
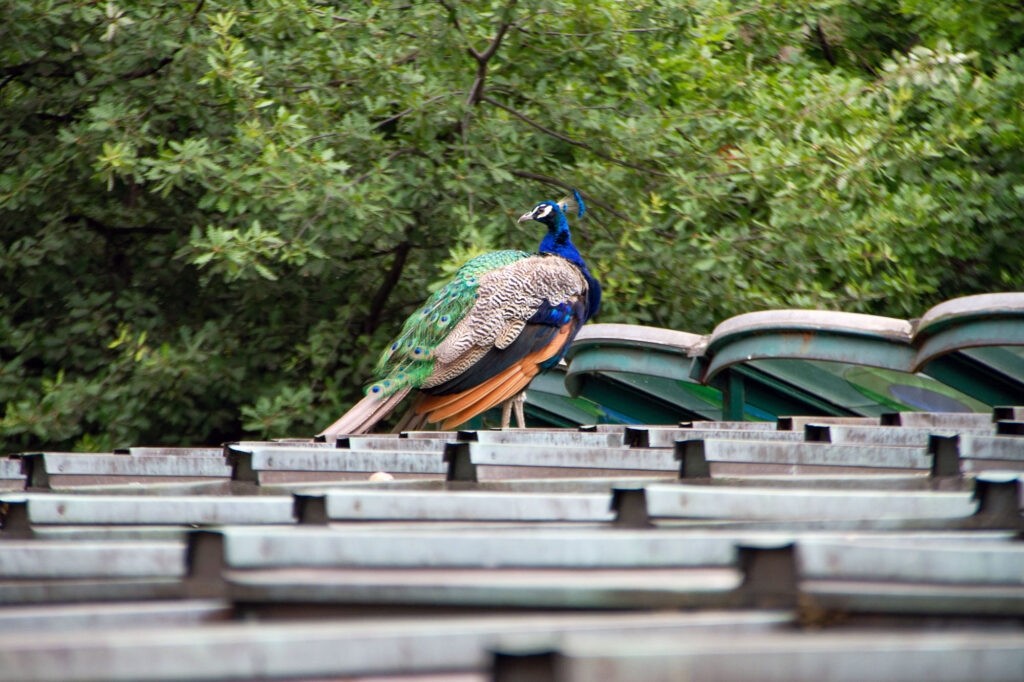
[516,26,672,38]
[120,53,178,81]
[118,1,204,81]
[480,95,671,178]
[68,214,174,235]
[507,170,630,222]
[362,240,411,335]
[439,0,518,106]
[813,20,836,66]
[301,92,463,144]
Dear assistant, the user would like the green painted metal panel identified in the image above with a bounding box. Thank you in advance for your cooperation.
[564,344,694,397]
[569,372,701,424]
[701,332,917,384]
[915,319,1024,371]
[920,351,1024,408]
[524,370,619,427]
[723,365,851,419]
[747,359,989,416]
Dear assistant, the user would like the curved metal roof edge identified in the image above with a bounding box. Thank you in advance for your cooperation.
[916,292,1024,337]
[708,310,914,345]
[572,323,706,353]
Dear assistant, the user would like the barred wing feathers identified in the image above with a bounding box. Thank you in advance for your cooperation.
[365,249,532,398]
[416,254,591,428]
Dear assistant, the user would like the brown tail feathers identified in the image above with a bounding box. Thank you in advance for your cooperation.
[318,387,411,437]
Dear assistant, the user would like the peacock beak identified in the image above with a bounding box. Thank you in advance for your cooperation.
[517,210,534,223]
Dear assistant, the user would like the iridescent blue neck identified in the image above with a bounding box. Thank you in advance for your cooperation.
[538,213,584,267]
[538,211,601,319]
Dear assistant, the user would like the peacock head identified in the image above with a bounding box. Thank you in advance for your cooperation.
[517,189,585,230]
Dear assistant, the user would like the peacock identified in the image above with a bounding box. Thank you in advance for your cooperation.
[320,190,601,436]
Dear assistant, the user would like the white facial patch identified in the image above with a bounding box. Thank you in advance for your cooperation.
[535,204,553,219]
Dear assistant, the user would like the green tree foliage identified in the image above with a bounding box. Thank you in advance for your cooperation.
[2,1,1023,449]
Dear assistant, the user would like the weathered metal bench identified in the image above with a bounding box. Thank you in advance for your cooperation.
[805,423,996,446]
[17,453,231,490]
[0,538,188,605]
[676,439,932,477]
[0,610,794,681]
[0,457,26,491]
[228,445,448,484]
[0,599,232,634]
[443,442,679,481]
[319,489,615,522]
[628,426,803,448]
[494,630,1024,682]
[458,429,625,448]
[5,494,296,529]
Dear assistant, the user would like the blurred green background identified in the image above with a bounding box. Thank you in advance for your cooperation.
[3,0,1023,449]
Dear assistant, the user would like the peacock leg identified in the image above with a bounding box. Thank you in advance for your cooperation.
[501,399,513,429]
[513,392,526,428]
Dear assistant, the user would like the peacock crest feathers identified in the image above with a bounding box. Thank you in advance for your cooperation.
[557,189,585,219]
[366,249,531,397]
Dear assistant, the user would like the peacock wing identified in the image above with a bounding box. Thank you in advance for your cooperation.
[363,250,532,398]
[414,254,591,426]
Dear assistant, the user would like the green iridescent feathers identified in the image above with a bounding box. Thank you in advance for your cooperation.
[364,249,532,397]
